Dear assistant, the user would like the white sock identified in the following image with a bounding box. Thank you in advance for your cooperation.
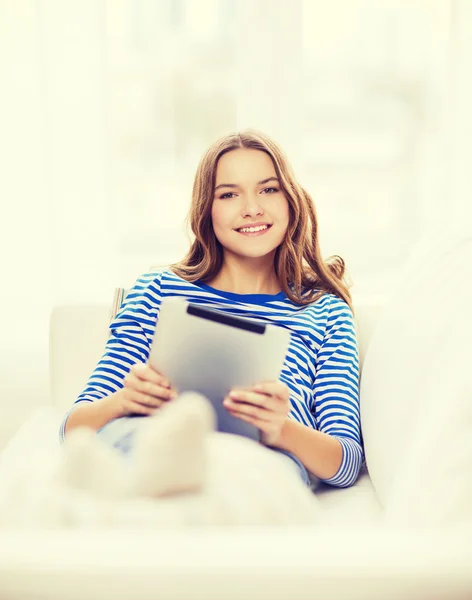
[132,392,216,498]
[57,427,133,497]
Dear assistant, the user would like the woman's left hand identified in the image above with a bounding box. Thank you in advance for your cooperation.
[223,381,291,446]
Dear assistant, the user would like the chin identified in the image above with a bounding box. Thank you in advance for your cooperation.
[228,245,279,260]
[216,232,285,261]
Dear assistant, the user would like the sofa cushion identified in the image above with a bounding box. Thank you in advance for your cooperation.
[316,467,383,527]
[360,224,472,521]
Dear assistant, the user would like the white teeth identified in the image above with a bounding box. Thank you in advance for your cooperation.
[238,225,269,233]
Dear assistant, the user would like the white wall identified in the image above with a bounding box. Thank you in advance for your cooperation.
[0,1,51,446]
[0,0,117,446]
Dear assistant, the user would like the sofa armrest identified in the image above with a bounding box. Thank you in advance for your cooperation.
[49,304,110,415]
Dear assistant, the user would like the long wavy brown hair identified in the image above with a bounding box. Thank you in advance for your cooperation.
[171,130,354,314]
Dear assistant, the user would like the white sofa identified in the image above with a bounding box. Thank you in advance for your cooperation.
[0,225,471,599]
[47,289,385,525]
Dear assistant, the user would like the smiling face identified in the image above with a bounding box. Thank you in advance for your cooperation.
[211,148,290,262]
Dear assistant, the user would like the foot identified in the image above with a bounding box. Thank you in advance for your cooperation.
[57,427,133,497]
[132,392,216,498]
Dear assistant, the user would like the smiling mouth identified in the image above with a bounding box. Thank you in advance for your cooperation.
[235,224,272,235]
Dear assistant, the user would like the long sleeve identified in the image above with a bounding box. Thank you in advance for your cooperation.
[313,296,363,487]
[58,271,163,441]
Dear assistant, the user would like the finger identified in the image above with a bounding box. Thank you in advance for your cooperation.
[128,389,165,409]
[224,398,273,421]
[125,374,175,401]
[228,389,277,411]
[126,401,156,416]
[131,363,171,388]
[252,381,287,400]
[227,410,270,432]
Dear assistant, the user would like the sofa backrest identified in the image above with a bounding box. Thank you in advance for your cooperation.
[49,296,385,416]
[360,224,472,523]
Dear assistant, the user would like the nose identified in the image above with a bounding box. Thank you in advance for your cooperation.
[241,194,264,218]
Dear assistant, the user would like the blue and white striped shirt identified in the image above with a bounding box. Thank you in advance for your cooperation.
[60,268,363,488]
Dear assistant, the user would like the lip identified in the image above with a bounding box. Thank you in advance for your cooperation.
[234,223,272,237]
[235,222,271,230]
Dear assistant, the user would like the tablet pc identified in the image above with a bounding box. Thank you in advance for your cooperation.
[148,297,292,441]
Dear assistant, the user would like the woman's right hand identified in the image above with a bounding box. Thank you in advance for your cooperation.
[115,362,178,417]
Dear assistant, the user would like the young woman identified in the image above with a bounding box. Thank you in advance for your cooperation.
[59,131,362,494]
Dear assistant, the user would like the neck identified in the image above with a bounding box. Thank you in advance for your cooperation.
[208,252,281,295]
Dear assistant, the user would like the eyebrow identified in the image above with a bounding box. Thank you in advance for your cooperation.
[214,177,279,191]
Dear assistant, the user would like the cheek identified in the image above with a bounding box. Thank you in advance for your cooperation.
[277,199,290,230]
[211,203,222,232]
[211,202,233,232]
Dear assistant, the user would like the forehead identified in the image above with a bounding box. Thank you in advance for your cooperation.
[215,149,276,183]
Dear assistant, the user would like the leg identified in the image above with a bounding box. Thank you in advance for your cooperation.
[59,393,215,498]
[57,423,135,497]
[56,415,150,496]
[270,448,311,486]
[96,414,148,457]
[131,392,215,496]
[193,395,311,487]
